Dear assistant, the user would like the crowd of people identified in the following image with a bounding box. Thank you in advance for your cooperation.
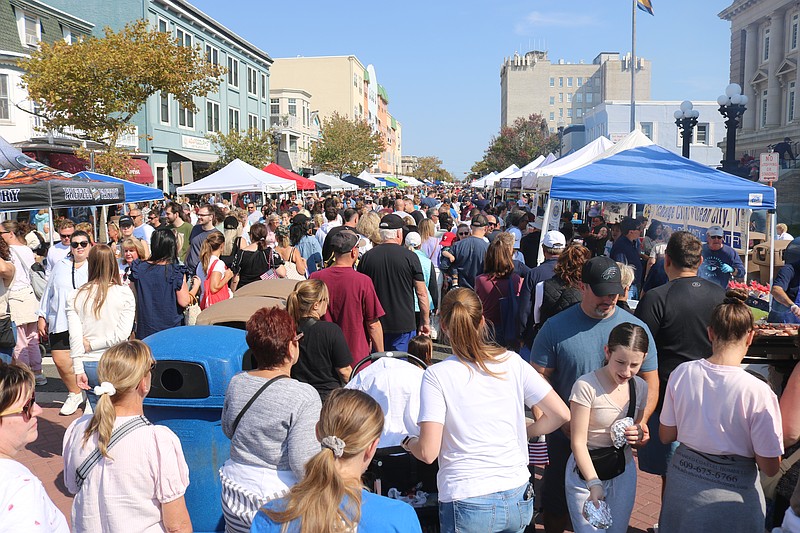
[0,187,799,532]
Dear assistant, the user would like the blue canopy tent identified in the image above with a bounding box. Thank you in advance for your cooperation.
[77,171,164,202]
[376,177,397,188]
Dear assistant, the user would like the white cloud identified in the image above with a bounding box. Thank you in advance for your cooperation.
[515,11,598,34]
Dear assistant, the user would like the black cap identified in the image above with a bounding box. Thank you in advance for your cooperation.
[379,213,405,230]
[223,216,239,230]
[620,217,639,233]
[471,214,488,227]
[118,215,134,227]
[581,256,625,296]
[329,230,364,254]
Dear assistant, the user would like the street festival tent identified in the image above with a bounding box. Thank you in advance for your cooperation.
[0,137,125,212]
[342,174,375,189]
[309,172,358,191]
[356,170,385,187]
[77,171,163,203]
[176,159,296,195]
[397,174,424,187]
[470,172,496,188]
[521,136,615,191]
[499,154,557,189]
[472,164,520,188]
[263,163,316,191]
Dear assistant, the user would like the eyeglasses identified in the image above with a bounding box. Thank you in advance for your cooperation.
[457,232,470,237]
[292,332,304,342]
[59,233,73,240]
[70,241,90,249]
[708,236,724,240]
[0,392,35,421]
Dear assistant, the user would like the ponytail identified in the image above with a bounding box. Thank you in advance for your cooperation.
[286,279,328,324]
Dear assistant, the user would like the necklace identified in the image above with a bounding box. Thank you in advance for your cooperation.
[71,259,86,289]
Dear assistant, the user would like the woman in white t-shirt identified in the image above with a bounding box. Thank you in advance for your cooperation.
[566,323,648,533]
[658,289,784,532]
[402,288,570,533]
[197,231,233,308]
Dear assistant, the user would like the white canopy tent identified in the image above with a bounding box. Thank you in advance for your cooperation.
[309,172,358,191]
[503,155,545,181]
[471,172,496,188]
[356,170,385,187]
[176,159,296,195]
[396,174,424,186]
[475,165,519,188]
[521,137,615,191]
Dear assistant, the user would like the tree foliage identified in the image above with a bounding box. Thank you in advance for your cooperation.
[471,114,560,178]
[411,156,454,183]
[310,112,384,177]
[19,20,224,175]
[208,129,275,171]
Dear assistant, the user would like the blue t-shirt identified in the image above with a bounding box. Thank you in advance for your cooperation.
[439,236,489,290]
[610,236,643,286]
[251,489,422,533]
[531,304,658,403]
[296,235,323,274]
[698,244,744,288]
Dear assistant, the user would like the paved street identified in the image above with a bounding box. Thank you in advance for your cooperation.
[27,357,662,532]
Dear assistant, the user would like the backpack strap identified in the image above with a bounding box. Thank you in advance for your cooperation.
[75,415,151,491]
[626,378,637,419]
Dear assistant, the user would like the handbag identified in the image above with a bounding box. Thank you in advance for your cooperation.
[199,259,232,310]
[0,295,14,349]
[259,248,279,280]
[762,445,800,500]
[10,247,45,300]
[579,378,636,481]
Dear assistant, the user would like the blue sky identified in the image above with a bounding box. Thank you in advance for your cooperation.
[190,0,734,178]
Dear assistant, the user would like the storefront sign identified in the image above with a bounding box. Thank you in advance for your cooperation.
[181,135,211,151]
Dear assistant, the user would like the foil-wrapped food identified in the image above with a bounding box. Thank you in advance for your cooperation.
[610,417,635,449]
[583,498,613,529]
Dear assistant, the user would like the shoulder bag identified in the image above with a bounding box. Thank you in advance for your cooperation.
[260,248,280,280]
[75,415,151,491]
[762,445,800,500]
[578,378,637,481]
[10,247,45,300]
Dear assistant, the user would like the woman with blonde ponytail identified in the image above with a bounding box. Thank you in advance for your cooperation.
[62,341,191,533]
[403,288,570,533]
[252,388,422,532]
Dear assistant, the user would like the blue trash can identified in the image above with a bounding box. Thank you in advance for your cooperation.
[143,325,248,533]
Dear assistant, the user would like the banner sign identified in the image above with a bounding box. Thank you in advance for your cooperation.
[643,205,748,253]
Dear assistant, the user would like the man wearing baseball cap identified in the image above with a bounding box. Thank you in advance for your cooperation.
[697,225,744,289]
[531,256,658,532]
[310,230,385,365]
[439,214,490,290]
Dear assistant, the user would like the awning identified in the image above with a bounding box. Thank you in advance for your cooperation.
[170,149,219,164]
[47,152,88,174]
[128,158,154,184]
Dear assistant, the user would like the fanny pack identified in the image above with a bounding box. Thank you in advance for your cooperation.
[579,378,636,481]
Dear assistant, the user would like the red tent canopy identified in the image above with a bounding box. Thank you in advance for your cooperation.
[262,163,316,190]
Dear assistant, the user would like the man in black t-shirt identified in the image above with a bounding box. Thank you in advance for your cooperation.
[357,214,430,352]
[634,231,725,485]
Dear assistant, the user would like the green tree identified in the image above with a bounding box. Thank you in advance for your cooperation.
[410,156,455,183]
[19,20,224,177]
[208,129,274,171]
[310,112,384,177]
[473,114,560,175]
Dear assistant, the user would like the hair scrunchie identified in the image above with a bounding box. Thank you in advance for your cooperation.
[321,435,346,458]
[93,382,116,397]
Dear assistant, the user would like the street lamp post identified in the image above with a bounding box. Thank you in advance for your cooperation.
[557,120,565,158]
[717,83,748,174]
[674,100,699,159]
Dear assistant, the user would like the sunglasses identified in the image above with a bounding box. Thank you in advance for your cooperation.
[70,241,90,249]
[708,235,724,240]
[149,361,157,373]
[0,392,35,421]
[148,215,158,220]
[293,332,304,342]
[59,233,73,240]
[457,232,470,237]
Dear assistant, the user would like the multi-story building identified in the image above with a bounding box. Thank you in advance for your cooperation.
[270,55,401,174]
[500,50,651,132]
[584,101,727,167]
[268,88,320,172]
[401,155,419,176]
[45,0,272,191]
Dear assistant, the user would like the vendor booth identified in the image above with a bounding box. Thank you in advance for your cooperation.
[309,173,358,192]
[176,159,296,196]
[262,163,316,191]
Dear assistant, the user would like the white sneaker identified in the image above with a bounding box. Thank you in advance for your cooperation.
[83,399,93,415]
[60,392,85,416]
[34,374,47,386]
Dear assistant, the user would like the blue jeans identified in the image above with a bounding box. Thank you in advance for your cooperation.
[439,482,534,533]
[383,330,415,353]
[83,360,99,409]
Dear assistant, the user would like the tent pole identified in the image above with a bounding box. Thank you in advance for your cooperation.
[743,209,751,282]
[538,198,554,264]
[47,181,54,247]
[728,207,736,280]
[768,210,776,304]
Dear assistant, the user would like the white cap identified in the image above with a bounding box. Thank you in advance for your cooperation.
[405,231,422,248]
[542,230,566,248]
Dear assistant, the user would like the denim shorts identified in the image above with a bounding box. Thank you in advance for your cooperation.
[438,481,534,533]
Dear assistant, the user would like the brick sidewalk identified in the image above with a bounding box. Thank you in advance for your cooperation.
[24,361,662,531]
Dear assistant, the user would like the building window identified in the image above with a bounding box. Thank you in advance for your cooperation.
[288,98,296,117]
[270,98,279,116]
[576,108,583,118]
[558,93,564,103]
[248,113,258,131]
[228,107,240,131]
[261,117,267,131]
[205,44,219,66]
[61,25,72,43]
[567,108,573,118]
[576,93,583,103]
[159,93,169,124]
[549,96,555,105]
[206,101,220,132]
[639,122,653,140]
[567,77,573,87]
[227,57,239,88]
[261,73,267,99]
[559,108,564,117]
[792,14,799,51]
[577,78,583,87]
[567,94,572,103]
[175,27,192,48]
[178,102,194,128]
[247,66,257,96]
[788,81,796,123]
[763,27,770,62]
[586,93,593,103]
[289,137,297,153]
[695,123,708,145]
[21,12,40,47]
[158,18,169,33]
[354,74,358,87]
[0,74,9,120]
[559,77,564,87]
[585,77,592,88]
[761,89,768,127]
[549,77,555,87]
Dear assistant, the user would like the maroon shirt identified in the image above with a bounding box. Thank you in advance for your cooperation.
[310,266,385,364]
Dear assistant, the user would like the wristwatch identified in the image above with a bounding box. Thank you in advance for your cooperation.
[401,435,415,451]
